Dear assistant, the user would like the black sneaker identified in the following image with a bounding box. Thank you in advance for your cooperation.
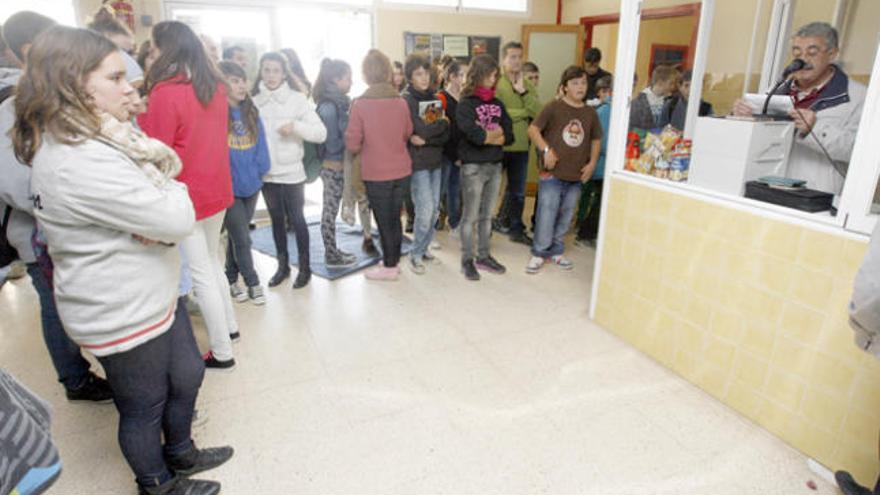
[508,232,533,246]
[229,331,241,343]
[476,255,506,274]
[166,443,234,478]
[405,220,414,234]
[363,238,379,257]
[461,259,480,281]
[293,269,311,289]
[835,471,872,495]
[268,265,290,287]
[66,373,114,403]
[492,217,510,234]
[138,475,220,495]
[203,352,235,372]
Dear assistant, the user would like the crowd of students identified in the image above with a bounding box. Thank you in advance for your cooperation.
[0,7,617,495]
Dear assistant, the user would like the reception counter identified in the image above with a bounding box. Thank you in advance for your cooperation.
[592,174,879,485]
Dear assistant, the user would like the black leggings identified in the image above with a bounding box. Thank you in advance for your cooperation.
[365,177,409,268]
[262,182,310,270]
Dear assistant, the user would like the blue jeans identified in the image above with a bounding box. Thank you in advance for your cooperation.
[410,167,443,260]
[97,298,205,488]
[502,151,529,236]
[532,176,582,258]
[26,263,92,391]
[440,157,462,229]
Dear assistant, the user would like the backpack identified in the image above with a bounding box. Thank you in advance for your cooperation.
[303,141,322,184]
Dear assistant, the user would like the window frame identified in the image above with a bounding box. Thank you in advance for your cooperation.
[379,0,530,16]
[590,0,880,316]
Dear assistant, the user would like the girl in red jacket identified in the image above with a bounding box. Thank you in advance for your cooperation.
[139,21,238,371]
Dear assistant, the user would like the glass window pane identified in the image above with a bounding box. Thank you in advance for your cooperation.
[0,0,76,26]
[462,0,527,13]
[382,0,458,8]
[277,7,374,98]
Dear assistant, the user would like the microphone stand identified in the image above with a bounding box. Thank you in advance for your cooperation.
[761,76,791,117]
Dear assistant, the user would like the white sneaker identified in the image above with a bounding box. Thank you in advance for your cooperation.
[248,285,266,305]
[409,256,427,275]
[551,255,574,270]
[430,240,441,250]
[423,251,442,265]
[526,256,545,274]
[229,282,247,303]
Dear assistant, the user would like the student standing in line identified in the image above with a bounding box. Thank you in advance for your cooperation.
[345,49,413,281]
[526,66,601,274]
[314,58,359,268]
[437,57,466,235]
[0,10,114,402]
[138,21,239,370]
[401,53,450,275]
[576,74,612,248]
[16,26,233,494]
[456,54,514,281]
[219,61,270,305]
[495,41,541,246]
[252,52,327,289]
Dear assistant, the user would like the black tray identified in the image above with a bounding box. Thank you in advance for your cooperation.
[744,181,833,213]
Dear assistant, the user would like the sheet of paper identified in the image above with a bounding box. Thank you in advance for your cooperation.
[744,93,794,116]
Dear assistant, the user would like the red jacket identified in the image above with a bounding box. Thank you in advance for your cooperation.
[138,79,233,220]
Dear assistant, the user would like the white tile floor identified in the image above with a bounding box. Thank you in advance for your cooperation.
[0,225,838,494]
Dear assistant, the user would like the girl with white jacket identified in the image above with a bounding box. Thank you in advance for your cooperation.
[253,52,327,289]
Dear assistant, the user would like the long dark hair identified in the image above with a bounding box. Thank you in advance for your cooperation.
[438,55,462,89]
[13,27,116,165]
[252,52,297,95]
[146,21,223,107]
[462,54,499,97]
[281,48,311,93]
[218,61,260,138]
[312,58,351,103]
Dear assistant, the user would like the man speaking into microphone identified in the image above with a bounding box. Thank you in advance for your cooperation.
[732,22,866,196]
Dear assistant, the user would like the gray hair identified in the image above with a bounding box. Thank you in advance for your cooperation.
[794,22,839,50]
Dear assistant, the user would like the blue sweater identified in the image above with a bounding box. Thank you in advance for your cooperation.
[594,99,611,180]
[228,106,271,197]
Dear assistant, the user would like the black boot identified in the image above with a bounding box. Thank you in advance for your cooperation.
[138,475,220,495]
[293,269,311,289]
[268,263,290,287]
[835,471,873,495]
[165,443,234,478]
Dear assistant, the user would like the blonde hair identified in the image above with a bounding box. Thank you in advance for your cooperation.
[13,26,116,165]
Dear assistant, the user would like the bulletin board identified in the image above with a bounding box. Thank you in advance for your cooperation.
[404,32,501,62]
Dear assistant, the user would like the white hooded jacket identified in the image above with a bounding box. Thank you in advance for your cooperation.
[252,82,327,184]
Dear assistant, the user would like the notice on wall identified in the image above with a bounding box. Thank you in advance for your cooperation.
[404,32,500,62]
[443,35,469,58]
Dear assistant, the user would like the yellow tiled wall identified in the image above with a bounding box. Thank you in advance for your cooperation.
[595,178,880,485]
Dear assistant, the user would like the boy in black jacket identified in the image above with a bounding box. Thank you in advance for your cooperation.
[402,54,450,274]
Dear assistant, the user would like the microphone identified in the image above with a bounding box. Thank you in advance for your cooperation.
[781,59,808,78]
[762,59,808,116]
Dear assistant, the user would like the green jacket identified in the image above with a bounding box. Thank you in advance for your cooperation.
[495,73,541,152]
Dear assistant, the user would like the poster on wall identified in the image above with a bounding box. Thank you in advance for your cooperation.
[443,35,469,58]
[404,32,500,62]
[468,36,500,61]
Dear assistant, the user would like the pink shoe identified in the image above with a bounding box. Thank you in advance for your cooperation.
[365,264,399,281]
